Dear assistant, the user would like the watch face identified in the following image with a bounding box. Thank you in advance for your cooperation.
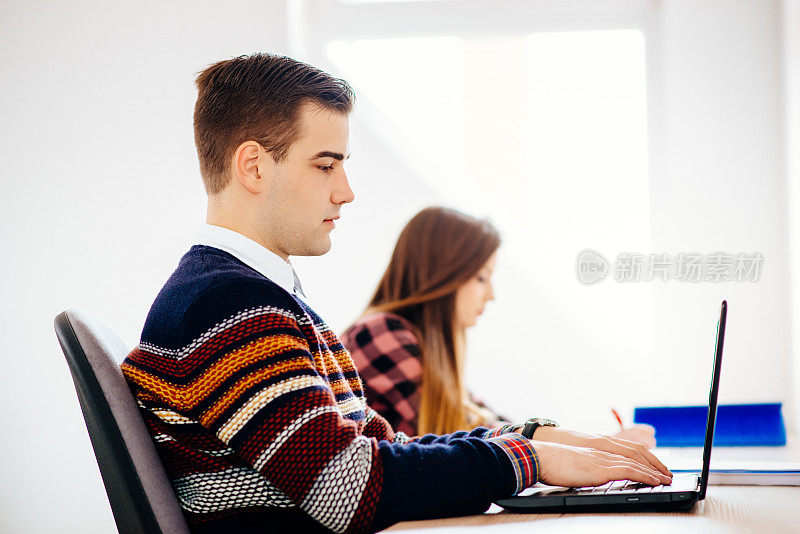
[529,418,557,427]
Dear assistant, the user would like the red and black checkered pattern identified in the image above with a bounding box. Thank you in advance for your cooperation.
[341,312,509,436]
[341,313,423,436]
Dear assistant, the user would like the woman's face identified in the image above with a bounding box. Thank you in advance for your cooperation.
[454,252,497,330]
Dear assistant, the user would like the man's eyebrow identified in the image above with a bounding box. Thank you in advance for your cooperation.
[310,151,350,161]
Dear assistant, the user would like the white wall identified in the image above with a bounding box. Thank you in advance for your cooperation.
[0,1,288,532]
[297,0,796,433]
[786,0,800,432]
[650,0,791,414]
[0,1,796,533]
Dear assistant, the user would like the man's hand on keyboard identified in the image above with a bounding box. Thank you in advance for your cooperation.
[530,427,672,481]
[532,440,673,488]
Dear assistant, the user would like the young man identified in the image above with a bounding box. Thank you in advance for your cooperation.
[121,53,671,533]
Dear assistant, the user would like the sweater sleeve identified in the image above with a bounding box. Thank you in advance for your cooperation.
[371,428,538,530]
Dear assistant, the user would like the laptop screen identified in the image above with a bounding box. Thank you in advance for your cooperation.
[699,300,727,500]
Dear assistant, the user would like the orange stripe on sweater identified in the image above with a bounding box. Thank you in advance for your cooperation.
[123,334,312,410]
[200,357,319,425]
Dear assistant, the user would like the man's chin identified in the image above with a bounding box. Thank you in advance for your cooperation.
[292,238,332,257]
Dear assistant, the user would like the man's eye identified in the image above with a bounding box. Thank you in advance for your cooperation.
[318,164,334,173]
[477,275,487,283]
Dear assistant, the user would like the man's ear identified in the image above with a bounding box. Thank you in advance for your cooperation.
[233,141,274,194]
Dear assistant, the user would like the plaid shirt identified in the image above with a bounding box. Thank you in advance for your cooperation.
[341,311,512,437]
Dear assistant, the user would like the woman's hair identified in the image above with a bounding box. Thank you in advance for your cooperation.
[367,206,500,434]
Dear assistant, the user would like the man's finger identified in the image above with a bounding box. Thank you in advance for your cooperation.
[591,437,652,467]
[619,439,672,477]
[599,455,669,484]
[596,452,672,485]
[634,443,672,476]
[602,465,662,486]
[605,437,672,477]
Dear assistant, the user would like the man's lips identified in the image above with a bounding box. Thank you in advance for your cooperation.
[323,215,339,228]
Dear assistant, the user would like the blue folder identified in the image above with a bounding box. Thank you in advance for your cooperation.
[633,403,786,447]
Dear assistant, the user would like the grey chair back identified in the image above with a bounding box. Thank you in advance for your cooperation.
[54,309,190,534]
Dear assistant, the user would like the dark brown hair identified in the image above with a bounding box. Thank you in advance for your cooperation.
[193,53,355,194]
[367,206,501,434]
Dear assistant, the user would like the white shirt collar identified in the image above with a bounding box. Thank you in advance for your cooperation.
[195,223,306,298]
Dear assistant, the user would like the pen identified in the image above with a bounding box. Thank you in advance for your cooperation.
[611,408,624,430]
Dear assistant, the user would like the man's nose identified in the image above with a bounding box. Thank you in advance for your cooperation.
[333,169,355,205]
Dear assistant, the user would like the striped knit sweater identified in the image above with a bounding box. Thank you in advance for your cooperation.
[121,245,538,533]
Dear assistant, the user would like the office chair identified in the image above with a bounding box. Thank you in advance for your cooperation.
[54,309,190,534]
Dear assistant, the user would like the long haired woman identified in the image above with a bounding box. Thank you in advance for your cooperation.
[341,206,505,436]
[342,206,656,446]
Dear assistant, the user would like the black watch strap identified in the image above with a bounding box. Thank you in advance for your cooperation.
[521,418,558,439]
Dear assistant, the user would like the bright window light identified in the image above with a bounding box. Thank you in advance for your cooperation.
[524,29,651,354]
[326,29,651,358]
[326,37,467,185]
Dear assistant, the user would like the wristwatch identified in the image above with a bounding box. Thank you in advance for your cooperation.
[521,417,558,439]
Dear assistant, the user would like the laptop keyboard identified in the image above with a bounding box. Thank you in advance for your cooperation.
[573,479,666,494]
[516,473,698,498]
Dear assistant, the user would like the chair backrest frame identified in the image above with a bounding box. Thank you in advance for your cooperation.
[55,310,166,534]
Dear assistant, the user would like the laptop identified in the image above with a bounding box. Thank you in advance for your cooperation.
[496,300,727,513]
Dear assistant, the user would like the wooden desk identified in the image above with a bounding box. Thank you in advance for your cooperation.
[386,486,800,533]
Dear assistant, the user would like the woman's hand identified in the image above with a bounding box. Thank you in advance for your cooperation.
[612,424,657,449]
[532,426,671,480]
